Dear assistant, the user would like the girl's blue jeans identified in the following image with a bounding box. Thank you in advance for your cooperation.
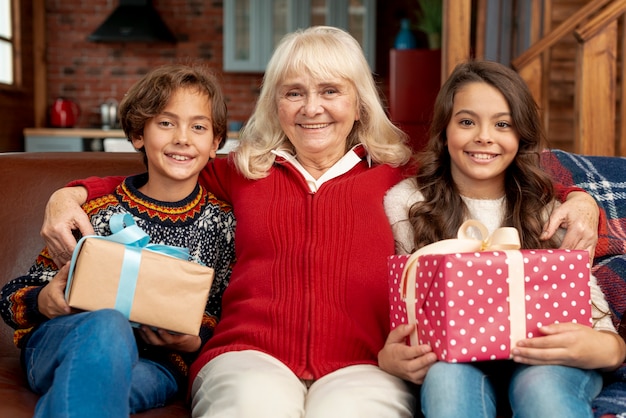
[23,309,178,418]
[420,360,603,418]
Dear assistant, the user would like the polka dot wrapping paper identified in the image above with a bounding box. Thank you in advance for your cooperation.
[388,249,592,363]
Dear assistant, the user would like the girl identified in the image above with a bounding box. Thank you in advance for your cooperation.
[380,60,625,417]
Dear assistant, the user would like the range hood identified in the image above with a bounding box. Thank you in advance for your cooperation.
[88,0,176,43]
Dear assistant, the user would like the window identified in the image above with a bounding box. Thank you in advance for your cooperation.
[482,0,537,64]
[224,0,376,72]
[0,0,15,85]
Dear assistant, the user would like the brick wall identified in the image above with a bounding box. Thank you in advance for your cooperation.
[43,0,418,131]
[42,0,432,135]
[45,0,262,129]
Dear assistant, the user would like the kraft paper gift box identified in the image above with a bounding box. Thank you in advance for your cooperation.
[387,220,592,363]
[65,214,214,336]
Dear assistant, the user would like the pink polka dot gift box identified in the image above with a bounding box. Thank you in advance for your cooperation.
[387,221,592,363]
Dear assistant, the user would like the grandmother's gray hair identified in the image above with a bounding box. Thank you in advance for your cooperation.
[234,26,412,179]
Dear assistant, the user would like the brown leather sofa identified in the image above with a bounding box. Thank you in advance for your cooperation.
[0,152,191,417]
[2,151,626,418]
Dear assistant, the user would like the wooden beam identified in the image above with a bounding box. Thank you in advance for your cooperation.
[474,0,487,60]
[528,0,543,45]
[575,21,618,156]
[574,0,625,156]
[540,0,552,136]
[12,0,23,87]
[518,57,543,107]
[33,0,46,128]
[621,15,626,156]
[441,0,471,82]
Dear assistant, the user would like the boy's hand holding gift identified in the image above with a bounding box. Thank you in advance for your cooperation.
[38,263,72,319]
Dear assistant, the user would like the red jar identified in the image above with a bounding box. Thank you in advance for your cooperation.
[50,98,80,128]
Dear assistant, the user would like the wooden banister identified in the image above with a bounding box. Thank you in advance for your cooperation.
[511,0,612,70]
[574,0,624,156]
[441,0,624,155]
[506,0,624,156]
[574,0,626,42]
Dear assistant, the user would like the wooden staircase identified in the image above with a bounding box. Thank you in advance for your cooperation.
[442,0,626,156]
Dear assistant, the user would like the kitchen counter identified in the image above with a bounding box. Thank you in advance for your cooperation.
[24,128,127,138]
[23,128,126,152]
[23,129,240,153]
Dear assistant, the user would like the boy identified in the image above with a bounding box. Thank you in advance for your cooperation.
[0,63,235,417]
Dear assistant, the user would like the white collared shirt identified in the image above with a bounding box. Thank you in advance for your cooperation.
[272,145,371,193]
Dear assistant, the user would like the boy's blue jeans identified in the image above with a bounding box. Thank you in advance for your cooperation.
[23,309,178,418]
[420,360,603,418]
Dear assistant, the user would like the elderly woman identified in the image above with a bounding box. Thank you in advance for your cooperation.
[41,27,599,417]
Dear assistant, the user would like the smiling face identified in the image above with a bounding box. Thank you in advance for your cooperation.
[446,81,519,199]
[131,87,219,201]
[276,73,359,174]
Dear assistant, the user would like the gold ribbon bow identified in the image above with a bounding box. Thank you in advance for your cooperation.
[399,220,522,348]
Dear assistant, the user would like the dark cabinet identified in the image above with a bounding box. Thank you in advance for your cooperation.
[389,49,441,152]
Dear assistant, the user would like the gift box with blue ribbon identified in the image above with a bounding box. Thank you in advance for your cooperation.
[65,213,214,336]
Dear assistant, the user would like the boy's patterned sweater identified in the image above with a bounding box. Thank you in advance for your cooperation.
[0,173,236,388]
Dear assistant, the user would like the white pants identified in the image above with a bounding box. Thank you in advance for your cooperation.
[191,350,415,418]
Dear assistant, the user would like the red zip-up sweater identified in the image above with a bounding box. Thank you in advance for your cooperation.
[78,152,405,383]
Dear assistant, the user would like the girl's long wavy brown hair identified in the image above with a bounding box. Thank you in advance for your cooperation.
[409,60,559,251]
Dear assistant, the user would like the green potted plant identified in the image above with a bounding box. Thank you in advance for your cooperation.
[414,0,442,50]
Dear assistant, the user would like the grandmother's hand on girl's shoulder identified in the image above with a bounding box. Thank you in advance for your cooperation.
[378,324,438,385]
[541,191,599,259]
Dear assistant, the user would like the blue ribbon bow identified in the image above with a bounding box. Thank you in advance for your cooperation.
[66,213,191,319]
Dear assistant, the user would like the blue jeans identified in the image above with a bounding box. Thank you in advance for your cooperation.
[24,309,178,418]
[420,361,603,418]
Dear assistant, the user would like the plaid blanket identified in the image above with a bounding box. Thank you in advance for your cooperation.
[542,149,626,324]
[541,150,626,258]
[594,364,626,418]
[541,149,626,418]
